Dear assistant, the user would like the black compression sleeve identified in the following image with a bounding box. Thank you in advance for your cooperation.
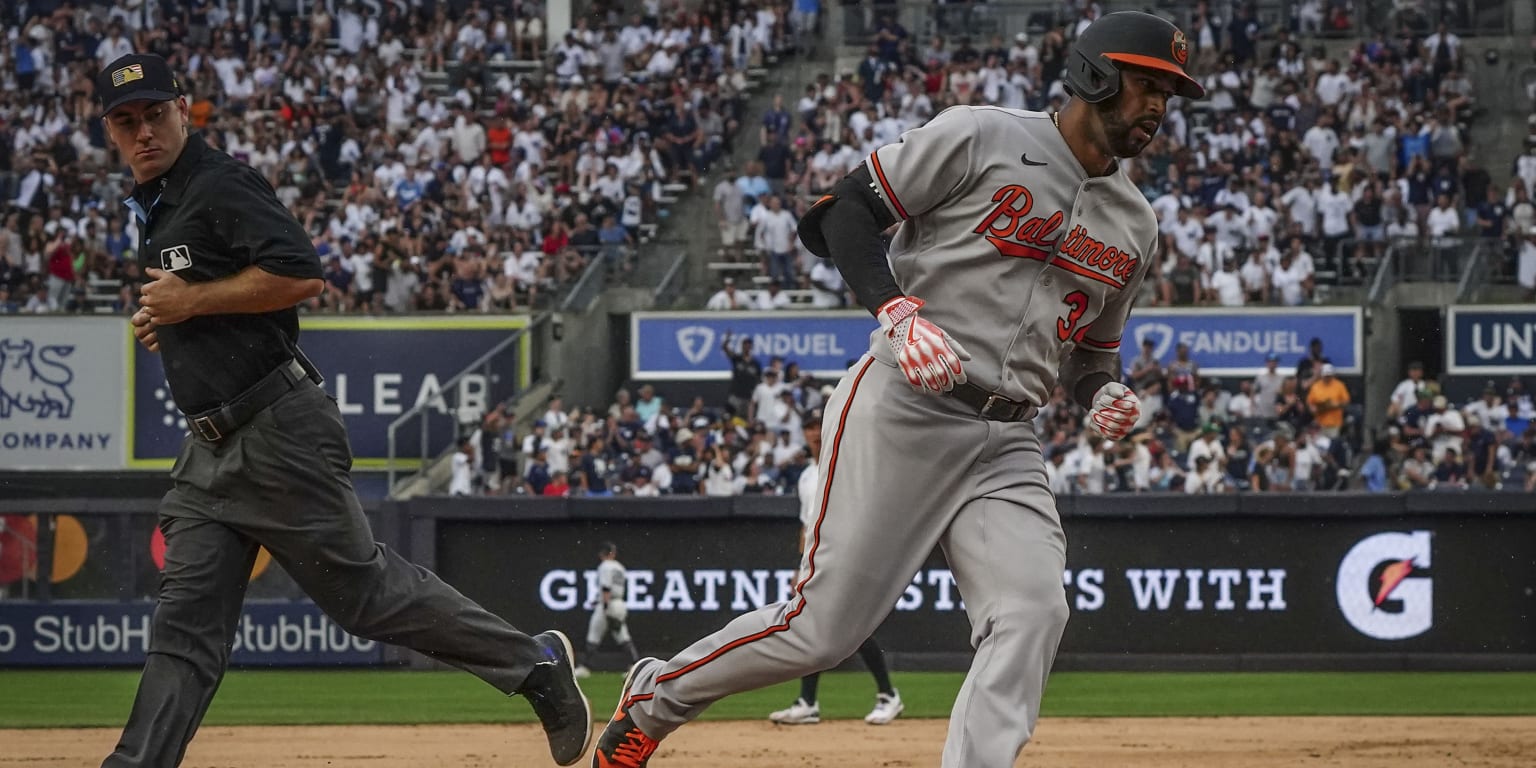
[823,170,903,315]
[1074,372,1116,410]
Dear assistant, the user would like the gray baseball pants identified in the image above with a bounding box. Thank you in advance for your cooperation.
[623,353,1070,768]
[103,382,543,767]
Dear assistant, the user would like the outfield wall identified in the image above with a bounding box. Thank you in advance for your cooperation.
[1,494,1532,670]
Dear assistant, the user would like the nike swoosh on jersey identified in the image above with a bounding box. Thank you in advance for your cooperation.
[1020,153,1047,167]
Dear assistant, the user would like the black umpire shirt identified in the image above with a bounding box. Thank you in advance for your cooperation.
[128,133,323,414]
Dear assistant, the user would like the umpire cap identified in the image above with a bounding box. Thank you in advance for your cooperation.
[1064,12,1205,103]
[96,53,182,116]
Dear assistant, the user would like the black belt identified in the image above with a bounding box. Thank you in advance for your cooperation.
[950,381,1037,422]
[186,359,314,442]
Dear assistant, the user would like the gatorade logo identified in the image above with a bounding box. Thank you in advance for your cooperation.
[1336,531,1432,640]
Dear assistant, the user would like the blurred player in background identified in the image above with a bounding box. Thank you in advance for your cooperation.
[575,542,641,678]
[767,409,903,725]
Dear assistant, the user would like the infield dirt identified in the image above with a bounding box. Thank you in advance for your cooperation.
[5,716,1534,767]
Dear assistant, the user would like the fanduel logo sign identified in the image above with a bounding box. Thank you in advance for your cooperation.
[676,326,716,365]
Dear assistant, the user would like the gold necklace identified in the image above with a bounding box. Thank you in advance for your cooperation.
[1052,111,1060,128]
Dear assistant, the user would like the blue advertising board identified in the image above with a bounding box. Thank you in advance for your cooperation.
[1124,308,1361,376]
[631,311,874,379]
[632,308,1361,380]
[1447,307,1536,375]
[0,600,383,667]
[131,317,530,468]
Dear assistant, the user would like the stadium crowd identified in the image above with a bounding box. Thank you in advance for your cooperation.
[462,329,1536,498]
[711,2,1536,307]
[0,0,802,314]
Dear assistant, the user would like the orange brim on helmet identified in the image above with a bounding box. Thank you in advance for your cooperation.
[1103,53,1207,100]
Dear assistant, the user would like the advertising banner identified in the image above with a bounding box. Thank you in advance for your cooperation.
[435,512,1535,661]
[1123,307,1362,376]
[131,316,531,468]
[632,308,1362,380]
[0,600,383,666]
[1447,306,1536,375]
[0,318,128,470]
[631,312,873,380]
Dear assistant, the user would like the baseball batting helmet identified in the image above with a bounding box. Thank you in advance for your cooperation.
[1064,11,1205,103]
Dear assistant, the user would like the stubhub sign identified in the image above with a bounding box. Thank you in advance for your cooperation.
[631,312,874,379]
[0,601,382,667]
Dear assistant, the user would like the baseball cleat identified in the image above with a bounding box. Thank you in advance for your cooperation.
[768,697,821,724]
[864,690,904,725]
[592,657,662,768]
[523,631,593,766]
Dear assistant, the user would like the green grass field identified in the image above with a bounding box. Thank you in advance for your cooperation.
[2,670,1534,728]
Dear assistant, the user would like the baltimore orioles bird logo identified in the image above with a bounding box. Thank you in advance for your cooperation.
[1171,30,1189,66]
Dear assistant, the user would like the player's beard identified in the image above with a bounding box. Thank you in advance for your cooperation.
[1094,97,1160,158]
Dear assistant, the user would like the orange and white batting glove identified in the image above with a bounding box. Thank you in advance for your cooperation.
[1089,381,1141,440]
[877,296,971,394]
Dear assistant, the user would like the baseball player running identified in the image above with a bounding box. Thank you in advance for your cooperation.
[767,408,903,726]
[592,12,1200,768]
[575,542,642,678]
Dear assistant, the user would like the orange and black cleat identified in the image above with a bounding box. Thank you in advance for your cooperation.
[592,658,663,768]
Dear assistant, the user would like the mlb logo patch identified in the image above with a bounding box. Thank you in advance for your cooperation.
[160,245,192,272]
[112,64,144,87]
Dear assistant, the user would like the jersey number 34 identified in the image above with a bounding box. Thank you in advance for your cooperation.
[1056,291,1092,343]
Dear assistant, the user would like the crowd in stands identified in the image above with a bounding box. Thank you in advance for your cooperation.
[709,2,1536,308]
[0,0,801,314]
[460,328,1536,498]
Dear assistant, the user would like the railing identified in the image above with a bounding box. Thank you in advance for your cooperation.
[1456,238,1496,303]
[1210,0,1516,38]
[558,248,610,313]
[653,246,691,308]
[839,1,1070,46]
[385,312,551,494]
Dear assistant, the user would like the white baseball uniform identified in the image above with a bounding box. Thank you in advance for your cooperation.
[587,557,632,648]
[619,106,1155,768]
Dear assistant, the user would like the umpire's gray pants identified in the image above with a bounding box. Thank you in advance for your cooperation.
[623,354,1070,768]
[103,382,542,768]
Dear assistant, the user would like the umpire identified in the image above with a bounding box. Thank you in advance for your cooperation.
[99,54,591,767]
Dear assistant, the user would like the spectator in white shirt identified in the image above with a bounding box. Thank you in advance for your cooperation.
[1209,257,1245,306]
[706,278,752,310]
[1271,249,1312,306]
[96,22,135,65]
[1303,113,1341,171]
[1227,380,1256,421]
[1388,361,1427,418]
[1280,182,1318,238]
[449,438,475,495]
[1184,454,1229,493]
[1239,245,1270,303]
[753,195,799,287]
[807,260,846,308]
[1167,207,1205,259]
[1426,193,1462,275]
[757,282,791,310]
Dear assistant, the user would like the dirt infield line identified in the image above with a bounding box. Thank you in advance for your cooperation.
[5,717,1534,767]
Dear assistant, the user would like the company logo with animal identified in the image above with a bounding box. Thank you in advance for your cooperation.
[0,339,75,420]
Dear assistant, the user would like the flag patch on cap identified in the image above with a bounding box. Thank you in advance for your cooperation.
[112,64,144,87]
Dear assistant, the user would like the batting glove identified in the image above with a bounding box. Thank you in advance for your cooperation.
[877,296,971,394]
[1089,381,1141,440]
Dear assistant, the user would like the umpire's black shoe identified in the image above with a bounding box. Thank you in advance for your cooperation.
[521,630,593,766]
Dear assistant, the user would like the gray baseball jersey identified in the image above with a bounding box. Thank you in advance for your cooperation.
[867,105,1155,405]
[615,107,1156,768]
